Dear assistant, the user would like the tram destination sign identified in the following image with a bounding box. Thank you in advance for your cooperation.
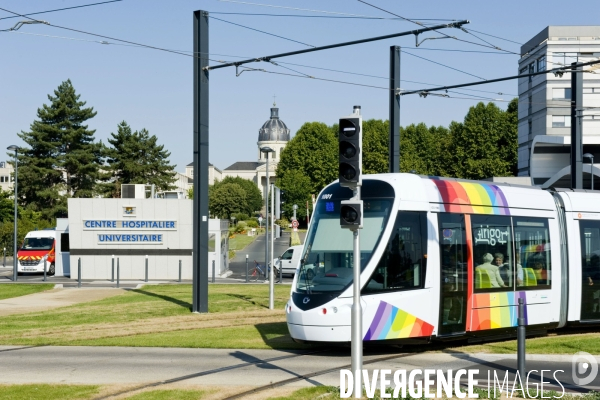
[83,220,177,230]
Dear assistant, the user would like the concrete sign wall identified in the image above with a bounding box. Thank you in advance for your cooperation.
[68,198,193,280]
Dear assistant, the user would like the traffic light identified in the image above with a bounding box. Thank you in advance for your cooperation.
[338,110,362,188]
[340,200,363,229]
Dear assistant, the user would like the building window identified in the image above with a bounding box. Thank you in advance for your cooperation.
[272,151,276,159]
[553,88,572,99]
[552,116,571,128]
[528,120,532,137]
[519,66,528,75]
[537,56,546,72]
[528,95,532,115]
[553,52,578,67]
[528,62,535,82]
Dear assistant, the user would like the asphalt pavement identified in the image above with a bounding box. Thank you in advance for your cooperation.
[0,346,598,395]
[228,230,305,283]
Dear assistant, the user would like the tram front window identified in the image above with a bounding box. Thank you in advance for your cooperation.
[296,181,394,294]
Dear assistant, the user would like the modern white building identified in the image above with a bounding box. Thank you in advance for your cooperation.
[221,103,290,198]
[518,26,600,188]
[0,160,14,193]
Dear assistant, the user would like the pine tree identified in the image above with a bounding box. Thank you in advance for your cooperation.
[15,80,101,218]
[102,121,176,197]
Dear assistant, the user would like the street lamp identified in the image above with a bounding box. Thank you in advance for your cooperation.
[260,146,274,309]
[584,153,595,190]
[7,145,19,282]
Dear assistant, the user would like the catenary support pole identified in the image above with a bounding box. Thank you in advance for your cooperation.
[192,9,209,313]
[111,255,114,282]
[270,183,275,309]
[571,62,584,190]
[78,258,81,288]
[389,45,400,173]
[517,298,526,386]
[145,255,148,282]
[246,254,249,283]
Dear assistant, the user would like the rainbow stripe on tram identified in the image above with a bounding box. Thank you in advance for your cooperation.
[364,301,434,340]
[470,292,528,330]
[431,179,510,215]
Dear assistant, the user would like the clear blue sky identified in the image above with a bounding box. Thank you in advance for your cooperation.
[0,0,598,172]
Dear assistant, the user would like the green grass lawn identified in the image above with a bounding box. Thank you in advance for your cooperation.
[1,283,598,354]
[124,389,209,400]
[449,331,600,355]
[0,283,55,301]
[0,384,100,400]
[0,284,307,349]
[228,233,257,251]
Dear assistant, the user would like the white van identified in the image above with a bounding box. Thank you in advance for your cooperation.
[274,245,303,276]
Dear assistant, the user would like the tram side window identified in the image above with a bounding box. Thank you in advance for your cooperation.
[514,217,551,289]
[579,220,600,319]
[472,215,513,292]
[362,211,427,294]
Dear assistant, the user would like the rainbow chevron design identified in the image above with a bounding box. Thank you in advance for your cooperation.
[470,292,528,331]
[431,179,510,215]
[364,301,434,341]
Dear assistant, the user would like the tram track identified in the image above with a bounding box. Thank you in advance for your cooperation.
[92,349,327,400]
[226,352,411,400]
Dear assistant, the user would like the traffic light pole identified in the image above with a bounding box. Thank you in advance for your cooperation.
[351,188,362,398]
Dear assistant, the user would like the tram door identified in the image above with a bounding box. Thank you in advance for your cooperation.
[438,214,468,335]
[579,220,600,321]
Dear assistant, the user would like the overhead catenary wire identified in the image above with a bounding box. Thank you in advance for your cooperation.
[402,49,486,80]
[209,15,315,48]
[210,10,457,21]
[400,59,600,96]
[356,0,519,56]
[205,20,470,70]
[0,6,223,63]
[0,24,518,98]
[216,0,454,21]
[0,0,123,21]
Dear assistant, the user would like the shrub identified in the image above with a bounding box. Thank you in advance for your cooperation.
[245,219,259,228]
[233,213,249,222]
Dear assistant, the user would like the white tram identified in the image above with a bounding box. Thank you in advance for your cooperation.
[286,173,600,344]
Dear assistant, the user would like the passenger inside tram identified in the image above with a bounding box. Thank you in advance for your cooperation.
[476,253,506,288]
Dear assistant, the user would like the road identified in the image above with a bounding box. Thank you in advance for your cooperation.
[228,231,305,283]
[0,346,598,396]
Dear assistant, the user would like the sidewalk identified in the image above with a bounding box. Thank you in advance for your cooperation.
[0,286,126,316]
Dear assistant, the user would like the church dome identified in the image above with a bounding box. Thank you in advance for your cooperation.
[258,104,290,142]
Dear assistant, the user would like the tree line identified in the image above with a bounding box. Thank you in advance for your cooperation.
[276,99,518,221]
[4,80,177,221]
[0,80,177,253]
